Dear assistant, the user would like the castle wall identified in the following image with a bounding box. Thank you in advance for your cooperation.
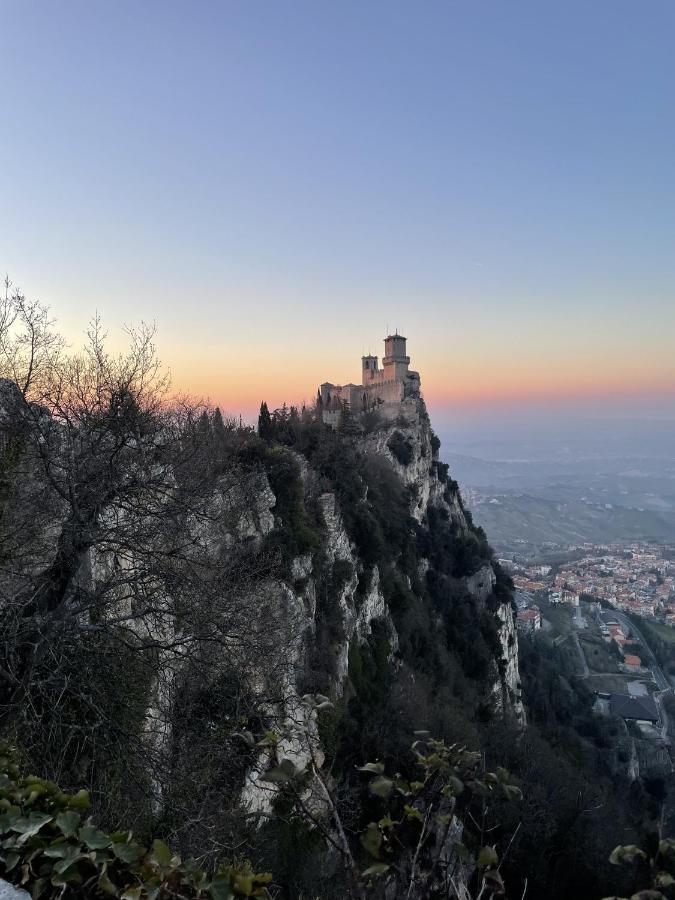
[320,336,420,427]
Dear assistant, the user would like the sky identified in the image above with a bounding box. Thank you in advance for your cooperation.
[2,1,675,427]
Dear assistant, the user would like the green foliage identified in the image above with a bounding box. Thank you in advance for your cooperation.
[0,746,271,899]
[606,837,675,899]
[260,725,521,898]
[262,447,320,567]
[257,402,273,442]
[386,430,414,467]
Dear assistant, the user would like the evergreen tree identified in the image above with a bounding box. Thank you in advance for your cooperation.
[196,409,211,441]
[338,399,362,436]
[258,401,273,442]
[212,406,227,446]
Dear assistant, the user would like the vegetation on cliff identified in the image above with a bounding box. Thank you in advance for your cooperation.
[0,283,669,898]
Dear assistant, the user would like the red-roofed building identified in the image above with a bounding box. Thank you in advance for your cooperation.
[517,607,541,634]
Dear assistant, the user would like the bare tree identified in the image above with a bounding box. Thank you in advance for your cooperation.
[0,283,296,838]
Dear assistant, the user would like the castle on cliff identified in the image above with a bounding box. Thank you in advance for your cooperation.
[319,333,420,423]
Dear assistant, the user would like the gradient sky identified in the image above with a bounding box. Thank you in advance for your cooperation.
[2,1,674,422]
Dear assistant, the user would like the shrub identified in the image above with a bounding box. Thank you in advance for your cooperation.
[0,745,271,898]
[387,430,414,466]
[263,448,320,567]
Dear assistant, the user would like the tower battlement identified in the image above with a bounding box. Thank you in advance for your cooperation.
[319,333,420,424]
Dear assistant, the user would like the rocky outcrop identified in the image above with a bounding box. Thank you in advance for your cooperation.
[494,602,525,724]
[361,397,465,527]
[361,396,524,726]
[463,564,496,606]
[240,486,399,815]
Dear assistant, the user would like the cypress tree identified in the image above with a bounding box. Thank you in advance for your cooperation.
[258,401,273,442]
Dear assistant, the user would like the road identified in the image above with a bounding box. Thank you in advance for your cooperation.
[572,631,590,677]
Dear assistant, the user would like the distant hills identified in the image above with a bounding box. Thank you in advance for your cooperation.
[437,429,675,550]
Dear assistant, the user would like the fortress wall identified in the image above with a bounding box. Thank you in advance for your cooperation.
[362,366,386,386]
[364,379,404,405]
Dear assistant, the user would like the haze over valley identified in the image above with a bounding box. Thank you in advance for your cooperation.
[437,412,675,551]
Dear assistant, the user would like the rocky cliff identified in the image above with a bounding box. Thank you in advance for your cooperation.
[0,378,526,884]
[234,393,525,812]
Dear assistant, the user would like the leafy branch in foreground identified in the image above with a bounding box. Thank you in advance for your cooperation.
[253,695,523,899]
[605,837,675,900]
[0,745,271,899]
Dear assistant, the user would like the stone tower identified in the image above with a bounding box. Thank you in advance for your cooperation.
[382,333,410,382]
[361,354,379,383]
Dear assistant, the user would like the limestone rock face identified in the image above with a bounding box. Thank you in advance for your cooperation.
[463,564,496,606]
[239,489,398,815]
[360,397,466,529]
[361,395,525,728]
[2,374,526,824]
[494,602,526,724]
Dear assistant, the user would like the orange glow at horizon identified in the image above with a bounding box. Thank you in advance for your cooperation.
[57,316,675,419]
[167,352,675,417]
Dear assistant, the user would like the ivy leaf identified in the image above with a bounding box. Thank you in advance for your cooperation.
[477,846,499,869]
[44,844,77,859]
[369,777,394,799]
[356,762,385,775]
[79,824,112,850]
[3,850,19,871]
[68,790,91,811]
[112,840,146,864]
[11,813,54,845]
[502,784,523,802]
[30,876,48,897]
[151,839,173,868]
[609,845,648,866]
[53,849,88,875]
[403,804,423,823]
[231,872,256,895]
[362,862,390,877]
[55,811,80,838]
[98,865,118,896]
